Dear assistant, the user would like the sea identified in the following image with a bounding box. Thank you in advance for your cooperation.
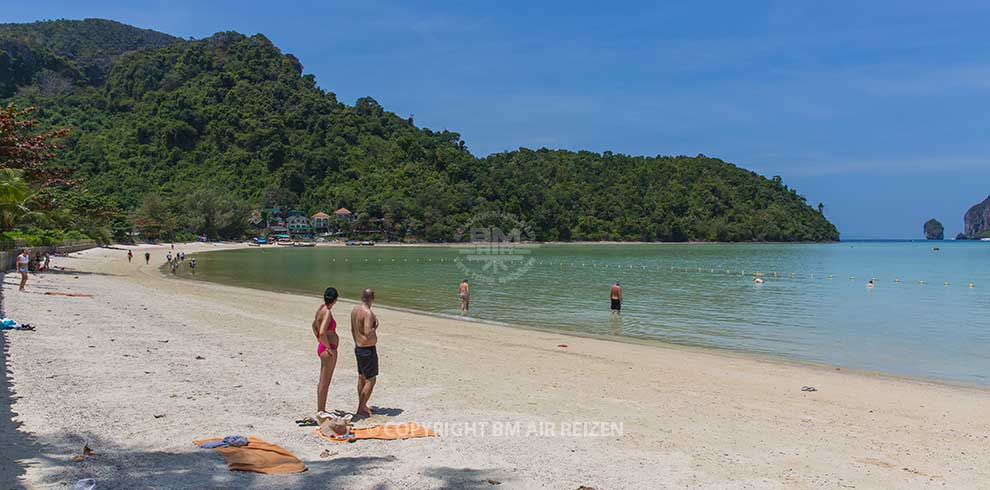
[179,241,990,385]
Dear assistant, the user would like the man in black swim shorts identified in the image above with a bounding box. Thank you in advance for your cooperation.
[610,281,622,314]
[351,288,379,417]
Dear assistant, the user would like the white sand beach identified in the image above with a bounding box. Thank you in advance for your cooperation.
[2,244,989,489]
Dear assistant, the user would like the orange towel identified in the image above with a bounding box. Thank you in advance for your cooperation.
[192,437,306,474]
[317,422,436,442]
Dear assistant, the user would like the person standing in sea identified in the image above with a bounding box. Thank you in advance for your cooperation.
[313,287,339,420]
[351,288,379,417]
[144,251,150,264]
[459,279,470,314]
[127,250,133,262]
[610,282,623,314]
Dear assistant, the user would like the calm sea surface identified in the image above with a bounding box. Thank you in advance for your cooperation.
[180,241,990,385]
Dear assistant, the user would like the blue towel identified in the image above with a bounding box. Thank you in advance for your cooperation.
[199,436,249,449]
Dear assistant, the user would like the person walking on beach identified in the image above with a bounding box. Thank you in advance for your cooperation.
[144,252,150,264]
[351,288,379,417]
[189,257,196,275]
[166,252,172,263]
[459,279,470,314]
[313,287,340,419]
[610,282,622,314]
[16,249,30,291]
[127,250,133,263]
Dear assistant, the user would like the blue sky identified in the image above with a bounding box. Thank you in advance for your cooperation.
[6,1,989,238]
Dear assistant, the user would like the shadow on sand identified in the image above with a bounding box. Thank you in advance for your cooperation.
[1,330,36,490]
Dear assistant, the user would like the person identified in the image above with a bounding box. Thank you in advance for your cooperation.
[867,279,874,289]
[16,249,29,291]
[166,252,173,262]
[313,287,340,419]
[42,252,50,272]
[189,257,197,275]
[458,279,470,314]
[127,250,133,263]
[351,288,379,417]
[179,251,185,261]
[144,252,151,265]
[753,276,764,284]
[610,282,622,314]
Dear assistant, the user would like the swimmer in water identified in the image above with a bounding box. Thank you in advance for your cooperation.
[753,277,764,284]
[867,279,874,289]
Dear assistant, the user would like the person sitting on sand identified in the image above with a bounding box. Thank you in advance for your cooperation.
[313,287,340,420]
[16,249,29,291]
[351,288,379,417]
[459,279,470,314]
[610,282,622,314]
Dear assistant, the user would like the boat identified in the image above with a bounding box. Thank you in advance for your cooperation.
[277,240,295,246]
[982,238,990,242]
[292,241,316,247]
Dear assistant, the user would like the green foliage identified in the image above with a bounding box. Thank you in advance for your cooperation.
[0,227,89,246]
[0,18,180,96]
[1,20,839,243]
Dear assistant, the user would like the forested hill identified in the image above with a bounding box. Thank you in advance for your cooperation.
[1,20,839,242]
[0,19,180,96]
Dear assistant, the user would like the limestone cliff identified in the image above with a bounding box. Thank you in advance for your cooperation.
[963,195,990,239]
[923,219,944,240]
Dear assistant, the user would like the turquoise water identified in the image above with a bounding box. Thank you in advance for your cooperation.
[181,242,990,384]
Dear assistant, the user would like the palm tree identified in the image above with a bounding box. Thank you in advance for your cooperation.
[0,168,39,230]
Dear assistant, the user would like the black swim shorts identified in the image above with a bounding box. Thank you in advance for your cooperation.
[355,345,379,379]
[611,299,621,311]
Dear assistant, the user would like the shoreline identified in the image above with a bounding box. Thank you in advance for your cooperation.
[178,243,988,391]
[178,265,990,393]
[4,243,989,488]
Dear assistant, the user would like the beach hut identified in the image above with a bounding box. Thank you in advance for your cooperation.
[334,208,354,222]
[311,212,331,233]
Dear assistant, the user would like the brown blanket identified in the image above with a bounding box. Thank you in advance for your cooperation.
[192,437,306,474]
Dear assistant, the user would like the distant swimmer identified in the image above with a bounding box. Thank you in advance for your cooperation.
[189,257,197,274]
[610,282,622,314]
[351,288,380,417]
[753,277,764,284]
[144,252,150,264]
[867,279,875,289]
[313,287,340,419]
[458,279,470,314]
[127,250,133,262]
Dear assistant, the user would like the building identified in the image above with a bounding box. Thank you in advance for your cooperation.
[285,214,311,236]
[311,212,331,233]
[334,207,354,222]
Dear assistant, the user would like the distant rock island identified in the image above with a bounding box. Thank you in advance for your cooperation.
[958,195,990,240]
[923,219,944,240]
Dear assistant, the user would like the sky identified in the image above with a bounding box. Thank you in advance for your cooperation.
[6,0,990,239]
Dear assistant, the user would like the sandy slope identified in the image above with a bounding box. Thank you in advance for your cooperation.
[1,244,988,489]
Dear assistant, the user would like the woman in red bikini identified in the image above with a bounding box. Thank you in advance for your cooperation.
[313,287,339,419]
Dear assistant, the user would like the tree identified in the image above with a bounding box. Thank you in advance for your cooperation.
[131,194,178,242]
[0,104,71,188]
[0,168,37,230]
